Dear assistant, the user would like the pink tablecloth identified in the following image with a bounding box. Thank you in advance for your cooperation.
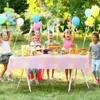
[7,54,90,75]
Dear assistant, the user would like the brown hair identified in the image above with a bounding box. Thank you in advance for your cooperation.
[1,30,11,40]
[92,31,99,41]
[63,29,71,38]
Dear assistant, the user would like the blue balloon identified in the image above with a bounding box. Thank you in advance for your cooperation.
[11,21,16,25]
[32,14,40,22]
[9,18,13,23]
[7,14,12,19]
[0,14,6,25]
[6,11,12,16]
[72,16,80,26]
[85,9,91,17]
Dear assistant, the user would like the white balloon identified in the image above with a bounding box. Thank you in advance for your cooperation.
[17,18,24,26]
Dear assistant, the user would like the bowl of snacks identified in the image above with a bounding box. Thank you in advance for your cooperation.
[80,48,86,55]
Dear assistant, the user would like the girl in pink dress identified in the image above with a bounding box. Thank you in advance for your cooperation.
[59,29,75,82]
[34,23,44,81]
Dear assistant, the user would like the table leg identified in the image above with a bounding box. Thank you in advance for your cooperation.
[17,69,24,89]
[81,70,90,89]
[74,69,77,86]
[68,70,73,93]
[25,69,32,92]
[75,69,77,80]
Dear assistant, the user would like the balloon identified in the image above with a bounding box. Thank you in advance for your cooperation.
[72,16,80,26]
[0,14,6,25]
[85,9,92,17]
[17,15,20,18]
[91,5,100,18]
[17,18,24,26]
[7,14,12,19]
[4,7,9,12]
[9,8,13,12]
[12,13,15,17]
[6,11,12,16]
[32,14,40,22]
[12,9,15,13]
[6,22,11,26]
[9,18,14,23]
[87,17,94,25]
[11,21,16,25]
[34,22,41,31]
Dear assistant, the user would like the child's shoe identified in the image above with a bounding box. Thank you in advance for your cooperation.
[34,79,39,85]
[47,77,50,80]
[51,76,55,80]
[30,78,35,82]
[0,78,4,82]
[8,78,14,82]
[93,80,100,85]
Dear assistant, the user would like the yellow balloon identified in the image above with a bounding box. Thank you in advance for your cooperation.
[12,13,15,17]
[91,5,100,18]
[87,17,94,25]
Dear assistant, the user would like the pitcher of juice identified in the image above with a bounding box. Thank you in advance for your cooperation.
[75,44,79,54]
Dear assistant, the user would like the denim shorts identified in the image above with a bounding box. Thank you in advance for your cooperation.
[0,53,12,64]
[29,69,39,74]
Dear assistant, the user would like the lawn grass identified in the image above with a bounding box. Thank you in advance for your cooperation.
[0,35,100,100]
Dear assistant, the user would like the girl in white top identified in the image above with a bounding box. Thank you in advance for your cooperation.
[0,30,12,81]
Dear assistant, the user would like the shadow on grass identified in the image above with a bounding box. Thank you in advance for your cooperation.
[3,78,98,94]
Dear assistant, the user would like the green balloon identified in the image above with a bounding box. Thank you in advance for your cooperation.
[0,14,6,25]
[4,7,9,12]
[6,22,11,26]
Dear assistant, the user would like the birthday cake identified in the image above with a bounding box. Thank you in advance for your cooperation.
[48,44,60,49]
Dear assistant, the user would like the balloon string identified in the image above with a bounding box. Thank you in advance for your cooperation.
[56,24,59,43]
[94,19,95,31]
[12,27,20,51]
[82,27,87,48]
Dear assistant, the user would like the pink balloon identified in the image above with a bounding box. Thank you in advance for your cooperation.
[17,18,24,26]
[34,22,41,31]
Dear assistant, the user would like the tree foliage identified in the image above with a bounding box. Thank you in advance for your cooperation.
[27,0,100,32]
[0,0,28,14]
